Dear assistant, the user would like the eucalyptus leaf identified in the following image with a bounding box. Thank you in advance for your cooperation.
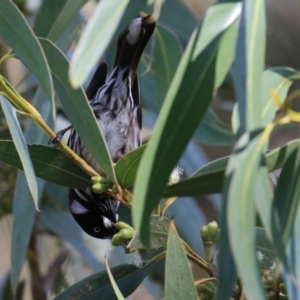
[0,140,90,187]
[54,262,154,300]
[0,98,38,204]
[165,220,197,300]
[226,130,269,300]
[115,144,146,188]
[0,0,54,112]
[133,22,219,247]
[232,0,266,134]
[128,215,170,249]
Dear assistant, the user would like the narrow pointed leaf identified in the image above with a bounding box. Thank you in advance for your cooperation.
[33,0,68,37]
[151,23,182,108]
[133,26,218,247]
[163,138,300,197]
[54,262,154,300]
[215,18,239,88]
[128,215,170,249]
[233,0,266,133]
[0,0,54,110]
[34,0,88,43]
[0,98,38,203]
[10,90,52,292]
[271,147,300,270]
[0,141,90,187]
[133,0,241,245]
[226,130,270,300]
[39,38,117,183]
[165,220,197,300]
[114,145,146,188]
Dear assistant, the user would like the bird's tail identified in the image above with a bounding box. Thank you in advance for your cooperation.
[114,15,156,81]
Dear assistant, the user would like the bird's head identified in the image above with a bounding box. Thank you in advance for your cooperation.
[69,189,119,239]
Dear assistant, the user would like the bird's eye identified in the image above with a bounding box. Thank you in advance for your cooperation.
[94,227,101,233]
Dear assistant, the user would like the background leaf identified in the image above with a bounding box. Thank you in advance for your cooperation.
[0,141,90,187]
[165,220,197,300]
[133,1,241,245]
[0,98,38,203]
[54,262,154,300]
[0,0,54,111]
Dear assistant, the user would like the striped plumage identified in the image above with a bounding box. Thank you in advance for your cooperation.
[68,16,155,239]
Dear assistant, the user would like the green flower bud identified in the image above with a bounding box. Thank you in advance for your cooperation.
[111,234,124,246]
[92,183,111,194]
[200,225,208,242]
[207,221,219,242]
[91,176,111,184]
[114,221,134,231]
[118,228,134,240]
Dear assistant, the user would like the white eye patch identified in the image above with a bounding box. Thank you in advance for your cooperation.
[70,200,89,215]
[102,216,112,228]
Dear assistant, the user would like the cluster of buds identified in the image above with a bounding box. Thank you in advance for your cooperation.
[112,222,135,246]
[200,221,220,244]
[91,176,114,194]
[262,270,288,299]
[200,221,220,263]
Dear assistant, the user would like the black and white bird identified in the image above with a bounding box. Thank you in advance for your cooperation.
[54,16,155,239]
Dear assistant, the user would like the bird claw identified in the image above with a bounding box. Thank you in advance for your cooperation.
[48,125,73,148]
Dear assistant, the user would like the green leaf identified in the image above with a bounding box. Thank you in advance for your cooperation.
[133,1,242,246]
[54,262,154,300]
[47,0,88,42]
[128,215,170,249]
[193,2,242,57]
[133,21,219,247]
[271,147,300,270]
[233,0,266,133]
[215,18,239,88]
[165,220,197,300]
[285,196,300,298]
[226,130,270,300]
[151,23,182,108]
[33,0,68,38]
[215,189,236,300]
[10,90,52,293]
[39,38,117,183]
[69,0,147,87]
[0,141,91,187]
[0,0,54,112]
[115,144,146,188]
[10,175,37,293]
[0,98,38,204]
[163,137,300,198]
